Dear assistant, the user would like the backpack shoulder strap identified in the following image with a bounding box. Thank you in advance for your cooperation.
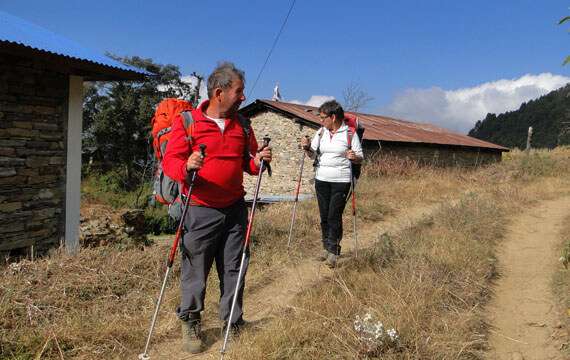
[237,114,253,169]
[180,110,195,144]
[237,114,252,139]
[181,110,194,130]
[346,127,354,150]
[315,127,325,154]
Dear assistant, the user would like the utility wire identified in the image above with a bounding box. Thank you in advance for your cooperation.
[247,0,297,100]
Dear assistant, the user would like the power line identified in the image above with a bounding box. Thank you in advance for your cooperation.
[247,0,297,100]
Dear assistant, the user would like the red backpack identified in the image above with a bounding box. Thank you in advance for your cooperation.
[151,98,194,205]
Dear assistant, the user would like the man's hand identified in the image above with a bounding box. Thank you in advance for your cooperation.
[254,146,272,167]
[186,150,204,171]
[346,150,362,163]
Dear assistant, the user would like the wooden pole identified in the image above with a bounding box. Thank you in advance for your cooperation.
[525,126,533,154]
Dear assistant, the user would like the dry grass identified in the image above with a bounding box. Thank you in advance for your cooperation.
[1,148,570,359]
[232,193,505,359]
[229,148,570,359]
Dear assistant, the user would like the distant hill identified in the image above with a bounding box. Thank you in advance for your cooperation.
[468,84,570,149]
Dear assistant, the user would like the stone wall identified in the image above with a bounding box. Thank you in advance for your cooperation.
[244,111,318,197]
[375,142,502,167]
[0,53,68,255]
[244,111,503,196]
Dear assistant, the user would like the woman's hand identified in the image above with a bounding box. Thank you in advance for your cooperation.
[300,136,311,150]
[346,150,362,163]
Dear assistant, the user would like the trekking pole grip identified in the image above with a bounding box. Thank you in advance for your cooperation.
[262,136,271,149]
[198,143,206,158]
[261,136,271,175]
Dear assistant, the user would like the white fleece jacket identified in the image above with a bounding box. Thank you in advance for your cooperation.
[310,124,364,183]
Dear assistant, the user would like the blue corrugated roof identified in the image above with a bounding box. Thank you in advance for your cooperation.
[0,10,150,77]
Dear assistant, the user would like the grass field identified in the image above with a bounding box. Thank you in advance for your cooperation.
[1,148,569,359]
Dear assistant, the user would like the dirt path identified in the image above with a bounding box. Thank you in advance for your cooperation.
[487,197,570,360]
[146,202,439,360]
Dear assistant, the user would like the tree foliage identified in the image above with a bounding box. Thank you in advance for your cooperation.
[82,56,201,190]
[468,85,570,149]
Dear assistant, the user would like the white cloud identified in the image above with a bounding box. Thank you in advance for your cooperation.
[382,73,570,134]
[289,95,335,107]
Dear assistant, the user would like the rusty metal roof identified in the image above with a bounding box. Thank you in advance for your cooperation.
[241,99,509,151]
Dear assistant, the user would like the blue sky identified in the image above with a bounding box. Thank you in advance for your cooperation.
[3,0,570,132]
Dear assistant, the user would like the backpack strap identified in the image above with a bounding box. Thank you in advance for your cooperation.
[237,114,252,167]
[346,127,354,150]
[180,111,195,144]
[238,114,272,176]
[313,127,325,168]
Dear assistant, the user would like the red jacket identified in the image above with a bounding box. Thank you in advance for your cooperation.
[163,100,260,208]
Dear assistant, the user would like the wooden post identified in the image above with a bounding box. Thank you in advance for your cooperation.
[525,126,533,154]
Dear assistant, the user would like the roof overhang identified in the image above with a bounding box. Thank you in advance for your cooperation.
[1,41,149,81]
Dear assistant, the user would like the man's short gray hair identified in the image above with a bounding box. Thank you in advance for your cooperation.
[207,62,245,98]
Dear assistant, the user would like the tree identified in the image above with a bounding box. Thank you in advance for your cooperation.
[342,82,373,112]
[83,56,201,190]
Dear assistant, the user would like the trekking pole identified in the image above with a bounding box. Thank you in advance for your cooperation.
[349,163,358,258]
[287,136,309,248]
[220,137,271,359]
[138,144,206,360]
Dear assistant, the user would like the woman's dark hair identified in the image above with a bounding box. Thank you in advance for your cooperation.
[318,100,344,120]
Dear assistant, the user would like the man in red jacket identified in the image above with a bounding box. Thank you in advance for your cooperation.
[163,62,272,354]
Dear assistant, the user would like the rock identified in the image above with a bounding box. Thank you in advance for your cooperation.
[37,189,53,200]
[79,205,148,247]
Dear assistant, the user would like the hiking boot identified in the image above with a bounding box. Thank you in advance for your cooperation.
[181,319,202,354]
[316,249,329,261]
[325,253,338,268]
[221,318,246,339]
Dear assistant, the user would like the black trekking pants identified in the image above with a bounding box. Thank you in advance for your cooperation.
[176,199,249,325]
[315,179,351,256]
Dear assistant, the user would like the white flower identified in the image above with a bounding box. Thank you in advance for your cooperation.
[387,328,399,342]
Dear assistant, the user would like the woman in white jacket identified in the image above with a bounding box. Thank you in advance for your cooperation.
[301,100,363,267]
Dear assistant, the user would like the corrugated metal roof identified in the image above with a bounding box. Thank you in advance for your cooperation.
[242,99,509,151]
[0,10,150,79]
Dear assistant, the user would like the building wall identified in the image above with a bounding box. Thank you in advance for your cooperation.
[244,111,318,197]
[0,53,68,254]
[372,142,502,167]
[244,111,502,196]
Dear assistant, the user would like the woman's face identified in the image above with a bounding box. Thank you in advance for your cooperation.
[318,112,335,130]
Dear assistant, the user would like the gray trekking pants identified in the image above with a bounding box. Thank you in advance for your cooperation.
[176,198,249,325]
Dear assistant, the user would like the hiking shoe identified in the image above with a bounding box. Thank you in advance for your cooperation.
[221,318,246,339]
[325,253,338,268]
[316,250,329,261]
[181,319,202,354]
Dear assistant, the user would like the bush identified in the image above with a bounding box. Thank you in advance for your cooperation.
[144,207,175,235]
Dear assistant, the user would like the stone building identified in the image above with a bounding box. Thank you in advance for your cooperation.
[0,11,147,255]
[240,99,508,197]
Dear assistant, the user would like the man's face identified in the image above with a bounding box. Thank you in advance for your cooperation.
[219,76,245,115]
